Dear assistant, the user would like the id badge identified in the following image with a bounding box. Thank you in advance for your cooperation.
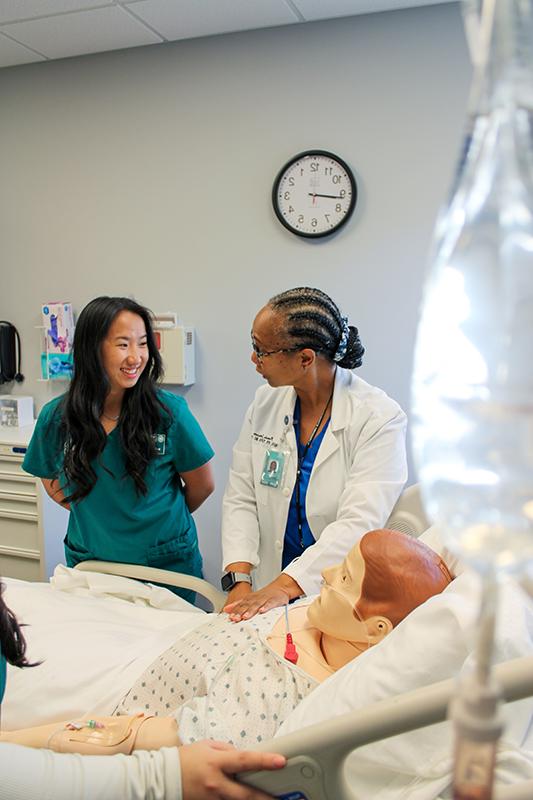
[260,449,286,488]
[152,433,166,455]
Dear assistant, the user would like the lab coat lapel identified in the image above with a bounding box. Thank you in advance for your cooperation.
[311,368,350,471]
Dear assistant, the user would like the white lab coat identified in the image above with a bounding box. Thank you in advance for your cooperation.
[222,367,408,594]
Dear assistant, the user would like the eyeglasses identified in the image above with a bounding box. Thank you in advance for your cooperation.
[251,340,301,361]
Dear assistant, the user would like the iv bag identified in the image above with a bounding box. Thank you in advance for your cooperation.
[411,0,533,574]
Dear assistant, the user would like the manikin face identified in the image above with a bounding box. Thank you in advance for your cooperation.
[307,542,370,643]
[250,306,300,388]
[101,310,149,395]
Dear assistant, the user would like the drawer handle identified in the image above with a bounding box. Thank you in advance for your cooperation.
[0,471,34,482]
[0,544,40,560]
[0,491,37,502]
[0,509,38,522]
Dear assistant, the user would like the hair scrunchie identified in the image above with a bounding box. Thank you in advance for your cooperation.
[333,316,349,363]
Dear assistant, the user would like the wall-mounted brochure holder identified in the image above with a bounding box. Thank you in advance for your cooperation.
[153,313,195,386]
[38,301,75,381]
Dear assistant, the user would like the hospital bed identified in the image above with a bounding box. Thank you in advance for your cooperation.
[3,543,533,800]
[2,488,532,799]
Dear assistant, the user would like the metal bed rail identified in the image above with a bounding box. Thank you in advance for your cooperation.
[241,654,533,800]
[73,560,226,611]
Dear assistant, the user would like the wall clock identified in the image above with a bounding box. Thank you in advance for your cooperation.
[272,150,357,238]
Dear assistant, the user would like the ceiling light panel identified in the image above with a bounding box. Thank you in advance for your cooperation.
[123,0,299,41]
[0,31,45,67]
[1,5,162,59]
[291,0,456,20]
[0,0,113,25]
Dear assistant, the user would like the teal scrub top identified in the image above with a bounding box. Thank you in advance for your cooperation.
[22,390,214,587]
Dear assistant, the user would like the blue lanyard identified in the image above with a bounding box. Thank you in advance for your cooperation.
[295,386,334,548]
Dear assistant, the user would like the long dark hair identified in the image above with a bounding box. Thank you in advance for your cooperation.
[268,287,365,370]
[55,296,168,502]
[0,582,36,669]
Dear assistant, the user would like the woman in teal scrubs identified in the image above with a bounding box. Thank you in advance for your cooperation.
[23,296,215,600]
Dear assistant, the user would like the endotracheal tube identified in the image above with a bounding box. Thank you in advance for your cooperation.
[411,0,533,797]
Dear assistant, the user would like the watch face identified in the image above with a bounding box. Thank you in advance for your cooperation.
[272,150,357,238]
[221,572,234,592]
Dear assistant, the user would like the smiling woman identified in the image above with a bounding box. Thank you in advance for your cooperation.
[22,297,215,601]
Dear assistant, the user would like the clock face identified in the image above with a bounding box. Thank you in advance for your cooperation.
[272,150,357,238]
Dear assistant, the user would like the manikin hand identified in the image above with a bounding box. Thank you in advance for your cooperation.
[179,739,286,800]
[223,575,302,621]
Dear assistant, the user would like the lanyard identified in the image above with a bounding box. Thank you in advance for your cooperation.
[295,382,335,549]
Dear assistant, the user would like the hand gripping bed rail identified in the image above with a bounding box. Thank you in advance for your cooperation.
[239,654,533,800]
[73,560,226,611]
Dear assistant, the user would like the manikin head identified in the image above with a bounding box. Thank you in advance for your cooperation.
[307,529,453,650]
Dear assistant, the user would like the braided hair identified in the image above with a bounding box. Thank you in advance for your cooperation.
[268,287,364,370]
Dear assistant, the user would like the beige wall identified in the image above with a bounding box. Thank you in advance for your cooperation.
[0,2,470,584]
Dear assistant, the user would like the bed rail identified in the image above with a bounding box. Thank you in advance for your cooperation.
[73,560,226,611]
[240,654,533,800]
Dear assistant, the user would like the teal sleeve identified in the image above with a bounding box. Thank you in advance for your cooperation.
[22,398,65,479]
[164,393,214,473]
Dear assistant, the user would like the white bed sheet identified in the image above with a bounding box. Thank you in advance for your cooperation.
[2,566,209,729]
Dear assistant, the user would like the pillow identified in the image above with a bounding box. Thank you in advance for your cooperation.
[276,568,533,800]
[418,525,467,577]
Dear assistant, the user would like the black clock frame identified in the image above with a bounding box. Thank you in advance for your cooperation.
[272,149,357,239]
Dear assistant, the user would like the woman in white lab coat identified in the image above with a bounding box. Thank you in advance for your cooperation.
[222,287,408,620]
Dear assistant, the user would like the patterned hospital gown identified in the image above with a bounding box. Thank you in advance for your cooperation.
[114,608,317,746]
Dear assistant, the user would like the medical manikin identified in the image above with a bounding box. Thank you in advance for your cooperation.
[1,530,452,754]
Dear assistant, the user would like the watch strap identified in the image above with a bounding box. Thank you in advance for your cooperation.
[221,571,252,591]
[232,571,252,585]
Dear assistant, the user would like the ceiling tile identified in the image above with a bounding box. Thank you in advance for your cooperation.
[291,0,455,20]
[0,1,112,25]
[2,5,162,59]
[0,32,45,67]
[123,0,299,41]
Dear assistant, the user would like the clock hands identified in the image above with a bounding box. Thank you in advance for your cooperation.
[308,192,343,199]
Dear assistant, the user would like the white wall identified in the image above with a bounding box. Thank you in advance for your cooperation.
[0,2,471,585]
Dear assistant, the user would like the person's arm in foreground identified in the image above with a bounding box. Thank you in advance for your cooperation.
[0,739,286,800]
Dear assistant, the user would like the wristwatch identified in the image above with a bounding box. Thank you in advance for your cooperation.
[221,571,253,592]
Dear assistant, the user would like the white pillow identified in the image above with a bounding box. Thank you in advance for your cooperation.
[418,525,467,577]
[277,568,533,800]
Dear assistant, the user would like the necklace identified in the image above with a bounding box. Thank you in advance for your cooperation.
[102,412,120,421]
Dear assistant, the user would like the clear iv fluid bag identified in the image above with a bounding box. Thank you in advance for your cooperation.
[411,0,533,573]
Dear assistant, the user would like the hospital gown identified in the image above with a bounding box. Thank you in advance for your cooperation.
[115,610,317,746]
